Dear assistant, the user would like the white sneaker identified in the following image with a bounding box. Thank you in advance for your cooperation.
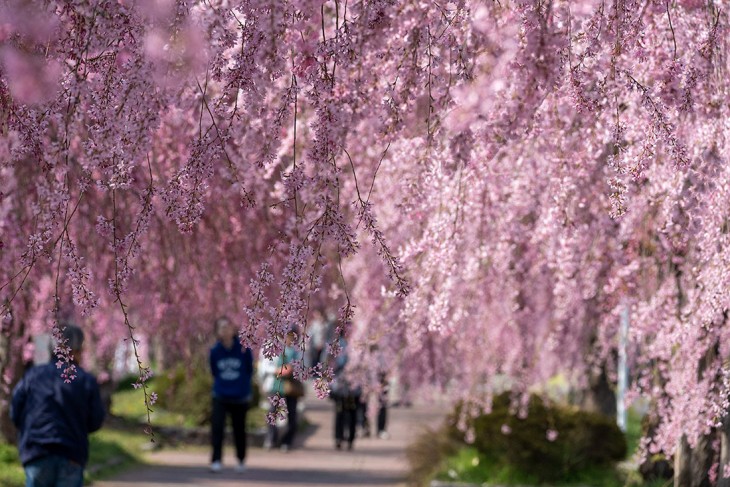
[280,444,290,452]
[210,461,222,473]
[235,461,246,473]
[378,431,390,440]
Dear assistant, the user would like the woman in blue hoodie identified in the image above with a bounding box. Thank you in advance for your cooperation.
[209,316,253,473]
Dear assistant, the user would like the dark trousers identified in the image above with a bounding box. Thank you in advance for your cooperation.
[211,397,248,462]
[334,394,359,445]
[357,394,387,435]
[310,347,324,367]
[377,374,389,433]
[356,395,369,433]
[268,395,298,447]
[377,401,387,433]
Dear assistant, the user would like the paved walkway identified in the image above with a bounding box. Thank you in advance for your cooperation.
[96,397,445,487]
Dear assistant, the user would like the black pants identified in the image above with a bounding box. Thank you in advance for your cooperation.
[268,395,298,447]
[334,394,359,445]
[356,395,370,433]
[356,394,387,435]
[377,401,387,433]
[211,397,248,462]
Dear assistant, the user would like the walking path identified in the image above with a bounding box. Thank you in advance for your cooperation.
[96,397,446,487]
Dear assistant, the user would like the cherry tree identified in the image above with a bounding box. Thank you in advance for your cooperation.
[1,1,729,481]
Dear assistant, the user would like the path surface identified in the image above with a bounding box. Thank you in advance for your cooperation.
[96,396,446,487]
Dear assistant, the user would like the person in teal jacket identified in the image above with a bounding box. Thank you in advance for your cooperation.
[259,327,302,451]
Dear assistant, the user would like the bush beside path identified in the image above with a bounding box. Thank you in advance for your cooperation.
[95,396,446,487]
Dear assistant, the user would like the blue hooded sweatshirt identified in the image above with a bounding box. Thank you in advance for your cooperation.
[11,362,106,467]
[209,338,254,401]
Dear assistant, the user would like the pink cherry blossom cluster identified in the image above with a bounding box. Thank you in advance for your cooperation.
[266,393,288,425]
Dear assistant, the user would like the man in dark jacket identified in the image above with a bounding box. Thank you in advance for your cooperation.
[11,324,105,487]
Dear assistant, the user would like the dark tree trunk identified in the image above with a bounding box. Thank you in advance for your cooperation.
[674,339,723,487]
[719,415,730,487]
[639,403,674,481]
[580,364,617,418]
[0,309,26,444]
[674,433,714,487]
[674,435,692,487]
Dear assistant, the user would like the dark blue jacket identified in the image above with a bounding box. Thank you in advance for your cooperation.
[209,338,254,401]
[11,362,105,467]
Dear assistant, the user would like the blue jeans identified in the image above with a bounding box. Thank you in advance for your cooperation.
[25,455,84,487]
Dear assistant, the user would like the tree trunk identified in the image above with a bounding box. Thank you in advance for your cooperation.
[674,433,714,487]
[580,364,617,417]
[151,335,167,371]
[639,404,674,481]
[718,416,730,487]
[674,339,722,487]
[675,435,693,487]
[0,310,26,444]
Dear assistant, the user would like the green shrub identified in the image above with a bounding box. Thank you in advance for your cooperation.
[450,392,627,483]
[154,364,214,426]
[406,425,460,486]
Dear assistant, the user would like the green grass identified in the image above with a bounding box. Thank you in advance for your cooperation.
[112,380,198,428]
[625,407,643,457]
[0,426,149,487]
[0,442,24,487]
[434,447,625,486]
[435,446,665,487]
[436,447,540,485]
[112,381,267,430]
[86,428,149,483]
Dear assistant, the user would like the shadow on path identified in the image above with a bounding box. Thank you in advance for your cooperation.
[101,464,401,485]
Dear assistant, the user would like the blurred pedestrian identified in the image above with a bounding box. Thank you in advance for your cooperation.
[259,327,303,452]
[209,316,254,473]
[307,311,326,368]
[11,323,105,487]
[375,370,390,439]
[372,345,390,439]
[356,394,370,438]
[330,337,361,450]
[355,345,390,440]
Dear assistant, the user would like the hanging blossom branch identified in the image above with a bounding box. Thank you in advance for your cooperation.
[51,168,95,382]
[110,189,157,438]
[344,148,410,297]
[51,320,77,384]
[195,76,255,208]
[624,71,690,169]
[0,182,88,318]
[52,208,77,385]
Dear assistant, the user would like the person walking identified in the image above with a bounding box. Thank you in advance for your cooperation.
[375,369,390,439]
[209,316,254,473]
[259,327,303,452]
[11,323,106,487]
[307,311,326,368]
[330,337,360,450]
[372,345,390,439]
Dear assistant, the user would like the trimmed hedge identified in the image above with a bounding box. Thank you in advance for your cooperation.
[449,392,627,482]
